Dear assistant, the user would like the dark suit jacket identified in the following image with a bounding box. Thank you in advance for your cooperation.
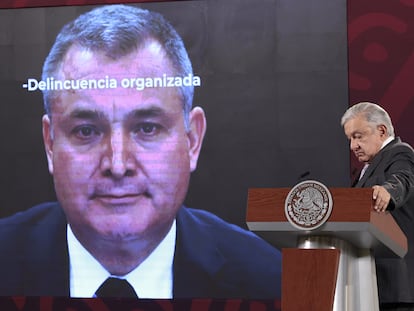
[0,202,281,299]
[353,137,414,303]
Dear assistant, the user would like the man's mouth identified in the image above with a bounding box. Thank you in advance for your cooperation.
[90,189,151,205]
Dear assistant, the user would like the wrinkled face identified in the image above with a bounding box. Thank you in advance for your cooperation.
[42,42,206,245]
[343,114,387,163]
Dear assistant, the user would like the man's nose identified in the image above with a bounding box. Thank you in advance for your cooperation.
[350,139,358,151]
[102,129,136,178]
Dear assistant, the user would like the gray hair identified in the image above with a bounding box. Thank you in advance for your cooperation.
[42,4,194,129]
[341,102,395,136]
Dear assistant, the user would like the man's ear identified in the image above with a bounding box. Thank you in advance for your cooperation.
[42,114,54,175]
[377,124,388,137]
[187,107,207,172]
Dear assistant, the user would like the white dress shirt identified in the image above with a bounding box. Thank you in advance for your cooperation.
[381,136,395,150]
[67,220,176,298]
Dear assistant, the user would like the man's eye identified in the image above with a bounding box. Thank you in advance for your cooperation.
[72,125,100,139]
[136,123,161,135]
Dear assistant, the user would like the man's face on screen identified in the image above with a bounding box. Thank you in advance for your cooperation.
[42,41,204,244]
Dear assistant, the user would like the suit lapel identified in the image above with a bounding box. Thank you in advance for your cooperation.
[173,207,226,298]
[354,138,398,188]
[355,158,379,187]
[23,204,70,296]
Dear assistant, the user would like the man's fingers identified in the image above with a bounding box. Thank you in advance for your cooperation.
[372,185,390,212]
[372,186,379,200]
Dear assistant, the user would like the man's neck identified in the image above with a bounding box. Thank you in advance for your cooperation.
[69,222,174,276]
[381,136,395,149]
[68,221,176,297]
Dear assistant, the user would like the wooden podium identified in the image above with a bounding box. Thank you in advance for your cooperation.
[246,187,407,311]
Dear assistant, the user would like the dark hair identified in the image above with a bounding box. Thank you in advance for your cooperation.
[42,4,194,128]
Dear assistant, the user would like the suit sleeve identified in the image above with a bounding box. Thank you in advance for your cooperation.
[382,146,414,209]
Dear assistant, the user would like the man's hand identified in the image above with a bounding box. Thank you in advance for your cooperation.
[372,185,391,212]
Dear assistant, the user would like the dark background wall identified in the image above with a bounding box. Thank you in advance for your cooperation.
[0,0,350,228]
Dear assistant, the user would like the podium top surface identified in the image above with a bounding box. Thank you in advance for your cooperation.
[246,187,407,258]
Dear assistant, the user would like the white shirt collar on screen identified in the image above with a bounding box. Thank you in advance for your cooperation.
[67,220,176,298]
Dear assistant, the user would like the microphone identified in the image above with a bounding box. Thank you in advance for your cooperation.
[296,171,311,183]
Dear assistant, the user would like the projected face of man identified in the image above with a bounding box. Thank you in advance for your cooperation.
[42,40,206,264]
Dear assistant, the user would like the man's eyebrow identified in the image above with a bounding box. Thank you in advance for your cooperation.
[129,107,168,119]
[69,109,106,120]
[350,131,363,137]
[66,106,171,122]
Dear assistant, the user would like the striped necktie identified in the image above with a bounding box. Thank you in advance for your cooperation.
[359,163,369,180]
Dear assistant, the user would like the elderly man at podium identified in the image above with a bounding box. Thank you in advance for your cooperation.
[341,102,414,311]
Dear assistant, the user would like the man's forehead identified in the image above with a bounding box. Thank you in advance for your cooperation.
[49,92,184,127]
[59,40,172,80]
[344,116,369,134]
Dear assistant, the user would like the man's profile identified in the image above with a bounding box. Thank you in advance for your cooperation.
[0,4,281,299]
[341,102,414,309]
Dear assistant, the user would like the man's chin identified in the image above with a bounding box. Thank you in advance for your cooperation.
[356,155,367,162]
[87,215,148,241]
[98,227,145,243]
